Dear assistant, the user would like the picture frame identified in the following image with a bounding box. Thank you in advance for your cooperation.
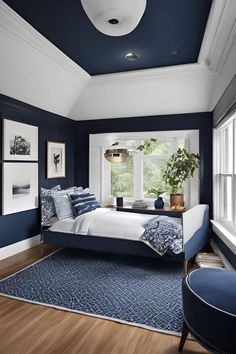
[2,162,38,215]
[47,141,66,179]
[3,119,38,161]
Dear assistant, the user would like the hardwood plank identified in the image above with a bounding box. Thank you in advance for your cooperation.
[0,245,208,354]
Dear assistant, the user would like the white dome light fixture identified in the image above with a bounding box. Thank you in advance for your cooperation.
[104,143,129,163]
[81,0,147,37]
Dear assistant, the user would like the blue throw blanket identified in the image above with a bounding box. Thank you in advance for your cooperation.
[141,217,183,256]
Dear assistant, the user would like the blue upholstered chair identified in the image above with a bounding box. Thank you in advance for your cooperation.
[179,268,236,354]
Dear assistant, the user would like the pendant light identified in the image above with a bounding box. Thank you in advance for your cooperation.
[104,142,129,163]
[81,0,147,37]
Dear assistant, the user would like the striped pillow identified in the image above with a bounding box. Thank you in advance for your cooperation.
[69,193,100,217]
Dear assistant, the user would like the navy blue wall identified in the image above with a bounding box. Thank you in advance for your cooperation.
[0,94,76,248]
[0,95,213,250]
[76,113,213,215]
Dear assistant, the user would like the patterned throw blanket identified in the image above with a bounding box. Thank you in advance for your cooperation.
[141,217,183,256]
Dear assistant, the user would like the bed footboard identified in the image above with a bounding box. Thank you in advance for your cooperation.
[183,204,209,261]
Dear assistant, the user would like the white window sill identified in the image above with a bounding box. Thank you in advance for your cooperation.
[211,220,236,256]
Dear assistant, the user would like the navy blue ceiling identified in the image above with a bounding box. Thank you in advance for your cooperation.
[4,0,212,76]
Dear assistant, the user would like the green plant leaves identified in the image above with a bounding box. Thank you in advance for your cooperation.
[147,187,165,197]
[136,138,158,155]
[162,148,200,194]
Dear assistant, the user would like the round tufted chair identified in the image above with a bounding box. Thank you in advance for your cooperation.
[179,268,236,354]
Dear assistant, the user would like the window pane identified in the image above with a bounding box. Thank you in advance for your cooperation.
[145,141,172,156]
[222,123,233,173]
[111,156,134,197]
[178,139,185,149]
[143,159,167,197]
[235,119,236,174]
[222,176,232,222]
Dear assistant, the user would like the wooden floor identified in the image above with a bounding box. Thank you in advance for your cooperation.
[0,245,208,354]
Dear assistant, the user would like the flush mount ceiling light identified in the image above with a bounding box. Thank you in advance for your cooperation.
[104,142,129,163]
[81,0,147,37]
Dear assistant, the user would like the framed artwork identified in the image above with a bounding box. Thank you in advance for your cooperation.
[2,163,38,215]
[47,141,66,179]
[3,119,38,161]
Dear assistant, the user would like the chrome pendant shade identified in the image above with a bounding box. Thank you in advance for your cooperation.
[104,143,129,163]
[81,0,147,37]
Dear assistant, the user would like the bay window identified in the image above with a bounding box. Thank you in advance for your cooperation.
[89,130,199,207]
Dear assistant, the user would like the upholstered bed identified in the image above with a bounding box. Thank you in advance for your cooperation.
[42,204,209,268]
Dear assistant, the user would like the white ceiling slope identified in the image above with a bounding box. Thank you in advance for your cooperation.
[0,0,236,121]
[0,1,90,118]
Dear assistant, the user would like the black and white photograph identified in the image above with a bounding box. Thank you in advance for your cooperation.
[47,141,66,179]
[10,135,31,156]
[12,183,31,199]
[3,119,38,160]
[2,163,38,215]
[51,147,62,173]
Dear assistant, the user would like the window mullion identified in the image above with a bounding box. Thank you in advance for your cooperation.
[133,151,142,200]
[213,129,219,220]
[233,120,236,227]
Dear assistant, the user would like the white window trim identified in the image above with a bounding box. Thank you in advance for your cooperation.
[213,111,236,255]
[89,130,199,207]
[211,220,236,256]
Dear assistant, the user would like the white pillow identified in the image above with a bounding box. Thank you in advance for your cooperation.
[51,187,75,219]
[51,187,88,220]
[52,194,74,220]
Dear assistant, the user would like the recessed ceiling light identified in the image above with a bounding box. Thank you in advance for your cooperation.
[171,50,178,55]
[125,52,139,61]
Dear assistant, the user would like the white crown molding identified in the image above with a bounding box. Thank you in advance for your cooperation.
[198,0,229,66]
[199,0,236,72]
[214,19,236,72]
[0,1,90,81]
[89,62,216,86]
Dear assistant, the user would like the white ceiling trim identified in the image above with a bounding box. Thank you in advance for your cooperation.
[90,63,215,86]
[199,0,236,72]
[0,0,90,81]
[198,0,229,66]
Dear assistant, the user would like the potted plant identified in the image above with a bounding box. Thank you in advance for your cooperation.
[162,148,200,208]
[147,188,165,209]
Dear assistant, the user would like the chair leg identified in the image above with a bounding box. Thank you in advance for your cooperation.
[178,321,189,352]
[183,260,189,275]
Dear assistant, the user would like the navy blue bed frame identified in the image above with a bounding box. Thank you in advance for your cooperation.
[43,230,184,261]
[42,205,209,268]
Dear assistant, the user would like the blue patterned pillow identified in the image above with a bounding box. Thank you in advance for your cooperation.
[69,193,100,217]
[40,185,61,226]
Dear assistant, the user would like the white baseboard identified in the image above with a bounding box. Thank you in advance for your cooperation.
[0,235,41,260]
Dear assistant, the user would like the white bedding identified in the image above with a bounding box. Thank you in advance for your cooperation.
[49,217,75,234]
[49,208,181,241]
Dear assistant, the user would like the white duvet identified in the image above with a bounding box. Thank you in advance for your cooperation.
[49,208,181,241]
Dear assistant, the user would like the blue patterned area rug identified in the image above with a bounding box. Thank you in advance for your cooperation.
[0,249,183,335]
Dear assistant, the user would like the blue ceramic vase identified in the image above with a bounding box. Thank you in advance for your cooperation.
[154,197,164,209]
